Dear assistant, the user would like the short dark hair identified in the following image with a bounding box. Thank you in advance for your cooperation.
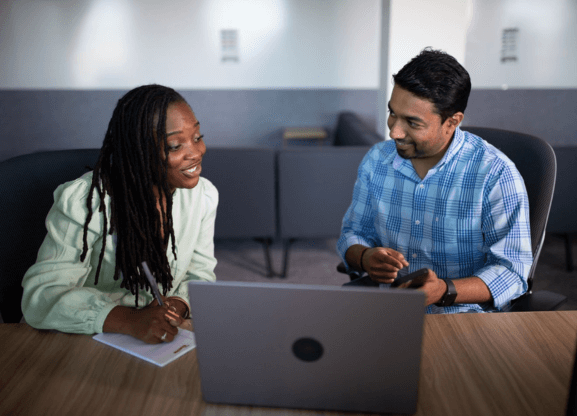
[392,48,471,122]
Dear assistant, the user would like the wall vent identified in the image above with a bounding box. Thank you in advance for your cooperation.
[221,29,239,63]
[501,28,519,63]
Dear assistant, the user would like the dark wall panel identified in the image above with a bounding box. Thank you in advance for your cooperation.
[465,89,577,146]
[0,89,378,162]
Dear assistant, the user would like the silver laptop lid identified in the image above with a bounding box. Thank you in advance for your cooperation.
[188,281,425,414]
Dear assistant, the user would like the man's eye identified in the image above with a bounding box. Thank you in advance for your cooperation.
[195,135,204,143]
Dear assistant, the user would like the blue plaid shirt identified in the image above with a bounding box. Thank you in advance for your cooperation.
[337,127,532,313]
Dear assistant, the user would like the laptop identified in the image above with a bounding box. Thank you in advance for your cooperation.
[188,281,425,414]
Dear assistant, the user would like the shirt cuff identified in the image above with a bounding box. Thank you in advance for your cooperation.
[94,302,120,333]
[336,235,374,270]
[474,265,528,309]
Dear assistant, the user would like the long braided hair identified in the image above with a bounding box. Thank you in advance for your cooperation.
[80,84,187,306]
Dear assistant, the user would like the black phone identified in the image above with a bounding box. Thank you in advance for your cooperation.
[390,268,429,288]
[344,268,429,288]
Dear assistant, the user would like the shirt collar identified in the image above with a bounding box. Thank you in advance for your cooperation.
[392,126,466,179]
[436,126,465,168]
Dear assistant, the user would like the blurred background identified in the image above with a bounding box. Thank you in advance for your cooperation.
[1,0,575,161]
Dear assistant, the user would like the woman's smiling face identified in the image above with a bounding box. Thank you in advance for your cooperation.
[163,101,206,193]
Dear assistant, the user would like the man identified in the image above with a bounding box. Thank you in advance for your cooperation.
[337,48,532,313]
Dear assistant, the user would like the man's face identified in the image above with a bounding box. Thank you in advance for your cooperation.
[387,86,460,164]
[164,101,206,193]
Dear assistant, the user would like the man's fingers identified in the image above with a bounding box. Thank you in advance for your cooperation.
[372,249,408,270]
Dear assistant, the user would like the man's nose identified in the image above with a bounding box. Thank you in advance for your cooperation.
[389,121,405,140]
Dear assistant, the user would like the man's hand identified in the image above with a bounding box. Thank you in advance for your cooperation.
[363,247,410,283]
[398,268,447,306]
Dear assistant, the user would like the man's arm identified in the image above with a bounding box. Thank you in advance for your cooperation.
[399,270,492,306]
[472,162,532,309]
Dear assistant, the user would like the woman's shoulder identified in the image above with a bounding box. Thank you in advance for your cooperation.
[53,171,95,207]
[176,177,219,207]
[197,176,218,197]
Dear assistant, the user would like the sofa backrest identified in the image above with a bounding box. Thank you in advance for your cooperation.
[278,147,369,239]
[334,112,384,147]
[201,148,277,240]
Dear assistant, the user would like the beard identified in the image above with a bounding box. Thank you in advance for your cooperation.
[395,140,424,159]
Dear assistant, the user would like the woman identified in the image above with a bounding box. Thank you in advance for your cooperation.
[21,85,218,344]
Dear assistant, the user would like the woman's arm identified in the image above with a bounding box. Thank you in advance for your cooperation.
[21,175,121,334]
[167,179,218,314]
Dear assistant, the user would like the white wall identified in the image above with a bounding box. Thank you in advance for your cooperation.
[378,0,472,137]
[466,0,577,88]
[0,0,381,89]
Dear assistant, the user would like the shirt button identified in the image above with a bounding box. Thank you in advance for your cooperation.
[415,220,420,225]
[419,184,425,189]
[412,253,417,259]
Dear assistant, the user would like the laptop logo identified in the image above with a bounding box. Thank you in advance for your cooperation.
[292,338,323,362]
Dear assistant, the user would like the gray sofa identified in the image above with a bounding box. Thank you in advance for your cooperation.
[277,112,384,275]
[333,111,385,147]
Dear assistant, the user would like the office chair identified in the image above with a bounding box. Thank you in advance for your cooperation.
[547,146,577,272]
[338,127,566,312]
[0,149,100,323]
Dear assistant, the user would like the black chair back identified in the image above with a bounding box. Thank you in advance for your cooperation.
[463,127,556,291]
[0,149,100,323]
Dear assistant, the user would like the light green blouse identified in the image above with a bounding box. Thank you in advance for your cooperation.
[21,172,218,334]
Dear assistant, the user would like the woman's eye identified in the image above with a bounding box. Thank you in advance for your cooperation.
[168,144,181,152]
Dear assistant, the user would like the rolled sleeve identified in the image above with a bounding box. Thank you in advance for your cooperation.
[477,164,532,309]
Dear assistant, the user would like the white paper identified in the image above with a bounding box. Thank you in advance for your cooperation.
[93,328,196,367]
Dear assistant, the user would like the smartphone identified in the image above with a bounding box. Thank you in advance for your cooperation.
[344,268,429,289]
[390,268,429,288]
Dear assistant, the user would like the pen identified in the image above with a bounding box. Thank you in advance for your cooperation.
[141,261,164,306]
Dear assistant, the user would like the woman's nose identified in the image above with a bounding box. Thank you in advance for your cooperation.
[185,142,205,159]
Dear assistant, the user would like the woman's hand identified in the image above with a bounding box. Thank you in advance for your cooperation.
[148,295,188,320]
[103,303,183,344]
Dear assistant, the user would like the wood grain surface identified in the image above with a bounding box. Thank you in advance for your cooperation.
[1,312,576,416]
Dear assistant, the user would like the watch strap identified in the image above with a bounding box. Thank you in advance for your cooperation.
[435,279,457,307]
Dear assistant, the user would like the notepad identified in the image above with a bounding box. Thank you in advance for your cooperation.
[93,328,196,367]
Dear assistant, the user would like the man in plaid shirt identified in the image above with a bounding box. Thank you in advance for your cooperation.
[337,49,532,313]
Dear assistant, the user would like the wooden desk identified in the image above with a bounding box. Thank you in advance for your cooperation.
[1,312,576,416]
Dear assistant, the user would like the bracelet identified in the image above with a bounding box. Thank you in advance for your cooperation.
[167,296,190,319]
[359,247,370,272]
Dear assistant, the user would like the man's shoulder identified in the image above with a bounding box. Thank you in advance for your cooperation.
[365,140,397,164]
[461,129,518,173]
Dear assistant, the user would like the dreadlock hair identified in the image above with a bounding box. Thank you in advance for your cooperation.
[80,84,187,306]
